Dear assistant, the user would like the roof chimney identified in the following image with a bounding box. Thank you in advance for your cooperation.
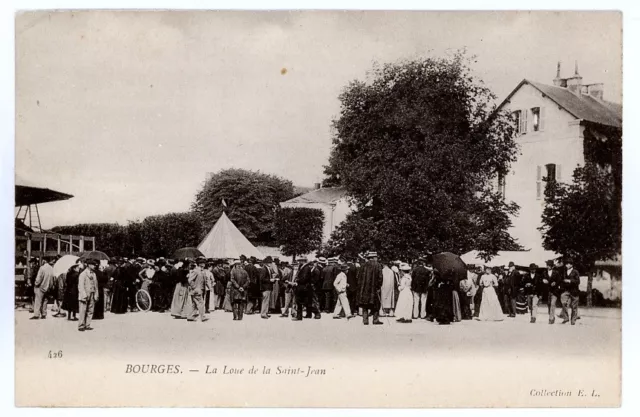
[566,60,583,94]
[553,61,567,87]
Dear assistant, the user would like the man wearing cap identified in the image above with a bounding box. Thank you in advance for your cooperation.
[356,251,384,325]
[332,262,354,319]
[77,259,100,331]
[544,260,562,324]
[520,263,542,323]
[503,262,518,318]
[411,258,429,319]
[30,256,57,320]
[560,259,580,325]
[321,257,339,313]
[187,258,208,322]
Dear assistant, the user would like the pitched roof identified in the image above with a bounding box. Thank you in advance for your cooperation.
[281,187,348,205]
[500,79,622,129]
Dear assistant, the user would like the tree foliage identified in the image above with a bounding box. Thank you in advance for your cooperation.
[139,212,204,258]
[51,213,204,258]
[322,52,522,260]
[274,207,324,259]
[539,162,621,271]
[191,169,296,244]
[51,223,133,256]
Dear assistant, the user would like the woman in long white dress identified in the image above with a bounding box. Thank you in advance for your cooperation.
[475,267,504,321]
[395,263,414,323]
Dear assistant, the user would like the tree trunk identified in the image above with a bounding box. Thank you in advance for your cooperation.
[586,270,594,308]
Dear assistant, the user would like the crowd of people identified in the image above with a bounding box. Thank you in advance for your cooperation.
[22,250,583,331]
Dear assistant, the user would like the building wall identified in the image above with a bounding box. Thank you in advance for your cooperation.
[503,83,585,250]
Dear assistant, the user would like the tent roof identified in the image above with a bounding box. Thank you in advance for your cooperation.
[461,250,561,268]
[197,212,263,259]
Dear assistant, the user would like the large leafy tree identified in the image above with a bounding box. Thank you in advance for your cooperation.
[139,212,204,258]
[323,52,521,260]
[191,169,296,244]
[274,207,324,260]
[539,162,621,307]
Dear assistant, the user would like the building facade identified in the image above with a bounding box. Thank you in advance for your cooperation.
[279,186,351,243]
[497,63,622,251]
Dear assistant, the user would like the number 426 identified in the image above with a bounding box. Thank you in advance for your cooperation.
[48,350,63,359]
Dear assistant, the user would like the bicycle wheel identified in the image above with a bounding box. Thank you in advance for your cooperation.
[136,289,152,312]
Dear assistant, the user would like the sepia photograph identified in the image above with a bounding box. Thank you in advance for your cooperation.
[12,9,622,408]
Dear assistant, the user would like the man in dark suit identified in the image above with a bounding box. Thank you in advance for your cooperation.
[411,258,429,319]
[503,261,518,318]
[321,258,338,313]
[543,259,562,324]
[560,258,581,325]
[345,259,359,315]
[521,263,543,323]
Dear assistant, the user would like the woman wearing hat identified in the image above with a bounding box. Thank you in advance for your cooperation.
[475,266,504,322]
[395,263,414,323]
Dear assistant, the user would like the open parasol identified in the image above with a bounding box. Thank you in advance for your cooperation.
[173,247,204,259]
[53,254,79,277]
[79,251,110,261]
[431,252,468,285]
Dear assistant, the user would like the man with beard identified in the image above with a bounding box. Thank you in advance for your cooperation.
[293,257,318,320]
[321,257,338,313]
[307,258,325,318]
[244,257,259,315]
[356,251,384,325]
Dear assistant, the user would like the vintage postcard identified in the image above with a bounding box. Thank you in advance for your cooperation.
[14,10,622,407]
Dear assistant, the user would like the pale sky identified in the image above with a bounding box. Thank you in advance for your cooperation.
[15,11,622,229]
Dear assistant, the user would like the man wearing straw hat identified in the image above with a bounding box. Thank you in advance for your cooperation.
[77,259,100,331]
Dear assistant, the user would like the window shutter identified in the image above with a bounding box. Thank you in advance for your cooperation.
[522,109,528,133]
[539,107,546,131]
[536,165,542,199]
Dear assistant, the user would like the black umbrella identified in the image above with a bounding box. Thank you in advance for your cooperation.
[173,247,204,259]
[79,251,110,261]
[431,252,467,285]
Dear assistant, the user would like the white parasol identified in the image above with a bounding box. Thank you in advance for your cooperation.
[53,254,79,277]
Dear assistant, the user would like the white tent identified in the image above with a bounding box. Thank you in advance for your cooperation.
[197,212,263,259]
[461,250,561,268]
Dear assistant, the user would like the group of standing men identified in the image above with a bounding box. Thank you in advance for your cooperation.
[470,257,581,325]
